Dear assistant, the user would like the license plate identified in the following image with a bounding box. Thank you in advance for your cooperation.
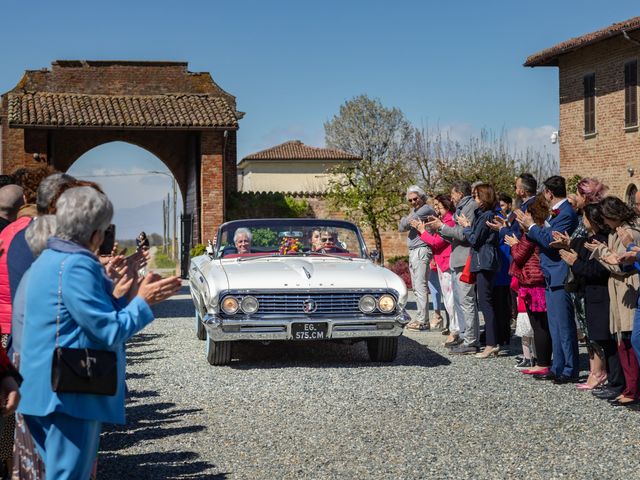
[292,322,328,340]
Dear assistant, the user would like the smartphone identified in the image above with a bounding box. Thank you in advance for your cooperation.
[99,224,116,255]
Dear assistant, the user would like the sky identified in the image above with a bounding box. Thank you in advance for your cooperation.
[1,1,639,236]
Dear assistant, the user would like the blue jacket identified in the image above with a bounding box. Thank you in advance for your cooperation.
[18,238,154,424]
[499,195,535,242]
[526,199,578,288]
[463,209,500,273]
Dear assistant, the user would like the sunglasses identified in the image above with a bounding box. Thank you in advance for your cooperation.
[320,237,334,242]
[408,197,420,203]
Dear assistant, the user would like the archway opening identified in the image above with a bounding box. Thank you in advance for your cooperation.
[626,183,638,209]
[67,142,184,265]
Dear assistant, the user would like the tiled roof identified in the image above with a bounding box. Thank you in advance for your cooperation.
[242,140,360,161]
[8,92,238,128]
[525,16,640,67]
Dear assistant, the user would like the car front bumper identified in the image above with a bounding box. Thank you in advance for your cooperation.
[203,310,411,342]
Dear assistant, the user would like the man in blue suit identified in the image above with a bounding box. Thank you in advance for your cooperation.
[515,176,579,383]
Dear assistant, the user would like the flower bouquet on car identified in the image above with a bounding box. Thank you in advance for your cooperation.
[279,236,303,255]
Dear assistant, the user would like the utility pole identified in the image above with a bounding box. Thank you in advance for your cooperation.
[162,198,167,254]
[172,178,177,262]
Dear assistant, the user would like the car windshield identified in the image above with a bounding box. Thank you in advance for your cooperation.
[215,220,367,259]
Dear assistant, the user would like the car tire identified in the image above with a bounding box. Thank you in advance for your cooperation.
[367,337,398,362]
[206,334,232,365]
[195,309,206,341]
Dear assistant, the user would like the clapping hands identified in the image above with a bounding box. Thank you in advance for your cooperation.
[409,218,426,233]
[503,234,519,247]
[514,210,534,230]
[616,226,635,248]
[457,213,471,228]
[559,248,578,266]
[486,216,506,232]
[549,231,571,250]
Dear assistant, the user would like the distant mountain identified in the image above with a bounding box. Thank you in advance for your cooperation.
[113,200,168,241]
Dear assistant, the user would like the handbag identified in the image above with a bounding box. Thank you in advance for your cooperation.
[51,260,118,396]
[460,255,476,284]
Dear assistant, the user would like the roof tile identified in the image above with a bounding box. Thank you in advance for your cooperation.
[8,92,238,129]
[243,140,360,161]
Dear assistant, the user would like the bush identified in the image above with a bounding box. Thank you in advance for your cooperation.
[190,243,206,257]
[386,255,409,266]
[226,192,312,220]
[387,259,411,289]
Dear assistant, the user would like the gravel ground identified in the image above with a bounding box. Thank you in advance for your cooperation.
[98,286,640,479]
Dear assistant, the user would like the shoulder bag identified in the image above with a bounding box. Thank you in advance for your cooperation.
[51,259,118,396]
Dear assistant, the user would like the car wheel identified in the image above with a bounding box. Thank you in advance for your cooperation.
[367,337,398,362]
[195,309,206,341]
[206,334,232,365]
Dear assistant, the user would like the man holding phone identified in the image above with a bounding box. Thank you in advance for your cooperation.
[399,185,436,331]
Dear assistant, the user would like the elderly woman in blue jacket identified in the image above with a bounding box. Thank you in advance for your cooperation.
[457,183,501,359]
[18,186,181,479]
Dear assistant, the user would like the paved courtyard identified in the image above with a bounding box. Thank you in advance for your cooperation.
[98,286,640,479]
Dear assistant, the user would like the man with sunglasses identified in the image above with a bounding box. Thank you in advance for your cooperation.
[399,185,436,331]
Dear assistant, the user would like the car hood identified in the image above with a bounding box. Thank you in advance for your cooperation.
[220,257,391,290]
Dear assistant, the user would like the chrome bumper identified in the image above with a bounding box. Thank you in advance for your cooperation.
[203,310,410,342]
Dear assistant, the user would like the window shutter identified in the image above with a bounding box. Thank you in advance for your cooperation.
[625,60,638,127]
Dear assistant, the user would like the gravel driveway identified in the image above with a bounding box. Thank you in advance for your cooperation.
[98,286,640,479]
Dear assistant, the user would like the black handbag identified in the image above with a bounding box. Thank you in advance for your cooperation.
[50,260,118,396]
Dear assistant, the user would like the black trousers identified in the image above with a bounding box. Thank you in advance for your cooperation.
[527,308,552,367]
[492,285,512,346]
[598,338,625,391]
[477,270,497,346]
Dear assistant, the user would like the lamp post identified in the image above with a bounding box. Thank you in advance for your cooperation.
[150,171,177,262]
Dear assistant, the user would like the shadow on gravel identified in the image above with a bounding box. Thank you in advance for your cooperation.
[229,335,450,370]
[100,397,219,478]
[126,332,166,347]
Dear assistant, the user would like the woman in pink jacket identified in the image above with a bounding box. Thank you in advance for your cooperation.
[412,194,457,342]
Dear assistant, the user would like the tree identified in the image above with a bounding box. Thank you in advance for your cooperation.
[407,127,559,197]
[324,95,414,263]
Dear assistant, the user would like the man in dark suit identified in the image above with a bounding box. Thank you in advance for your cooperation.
[487,173,537,239]
[516,176,579,383]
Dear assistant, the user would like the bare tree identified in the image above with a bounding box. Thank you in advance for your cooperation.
[324,95,414,263]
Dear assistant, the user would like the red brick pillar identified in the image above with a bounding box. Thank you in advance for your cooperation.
[200,132,225,241]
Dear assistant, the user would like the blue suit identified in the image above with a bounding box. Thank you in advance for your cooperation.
[500,196,535,243]
[18,238,154,478]
[527,199,579,377]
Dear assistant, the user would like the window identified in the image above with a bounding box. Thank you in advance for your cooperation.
[583,73,596,135]
[625,60,638,128]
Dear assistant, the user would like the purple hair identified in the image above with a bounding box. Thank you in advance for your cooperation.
[577,177,608,204]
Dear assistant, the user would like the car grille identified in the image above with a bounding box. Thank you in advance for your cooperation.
[254,292,361,314]
[223,291,395,315]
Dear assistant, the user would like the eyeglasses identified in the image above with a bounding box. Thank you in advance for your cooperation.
[408,197,420,203]
[320,237,334,242]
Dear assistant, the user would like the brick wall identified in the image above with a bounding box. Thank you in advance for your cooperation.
[558,35,640,198]
[200,132,225,241]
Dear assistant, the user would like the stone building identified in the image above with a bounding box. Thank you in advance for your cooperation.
[238,140,360,193]
[525,16,640,201]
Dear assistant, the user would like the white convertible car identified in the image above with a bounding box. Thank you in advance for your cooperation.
[189,218,410,365]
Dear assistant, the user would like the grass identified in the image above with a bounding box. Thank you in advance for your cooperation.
[153,251,178,269]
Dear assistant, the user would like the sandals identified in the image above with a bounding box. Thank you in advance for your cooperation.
[405,321,429,331]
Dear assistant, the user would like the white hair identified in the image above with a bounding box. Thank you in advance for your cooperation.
[55,186,113,247]
[36,173,76,214]
[406,185,427,201]
[25,215,56,257]
[233,227,252,243]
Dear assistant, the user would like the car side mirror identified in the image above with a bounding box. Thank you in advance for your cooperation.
[370,250,380,262]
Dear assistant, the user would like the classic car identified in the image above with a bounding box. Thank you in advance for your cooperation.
[189,218,410,365]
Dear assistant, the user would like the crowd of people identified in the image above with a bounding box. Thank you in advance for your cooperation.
[400,173,640,409]
[0,167,182,479]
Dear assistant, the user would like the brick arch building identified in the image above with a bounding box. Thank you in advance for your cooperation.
[0,60,242,268]
[525,16,640,201]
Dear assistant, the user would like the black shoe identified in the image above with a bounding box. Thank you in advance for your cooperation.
[553,375,580,385]
[533,372,556,381]
[448,345,479,355]
[441,328,450,336]
[514,355,524,363]
[514,358,533,370]
[593,387,623,400]
[444,337,463,348]
[609,399,640,408]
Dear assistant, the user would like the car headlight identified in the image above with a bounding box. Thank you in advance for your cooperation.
[240,296,259,314]
[359,295,377,313]
[377,294,396,313]
[221,296,239,315]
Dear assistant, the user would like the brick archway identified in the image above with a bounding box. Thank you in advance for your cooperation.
[0,60,242,251]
